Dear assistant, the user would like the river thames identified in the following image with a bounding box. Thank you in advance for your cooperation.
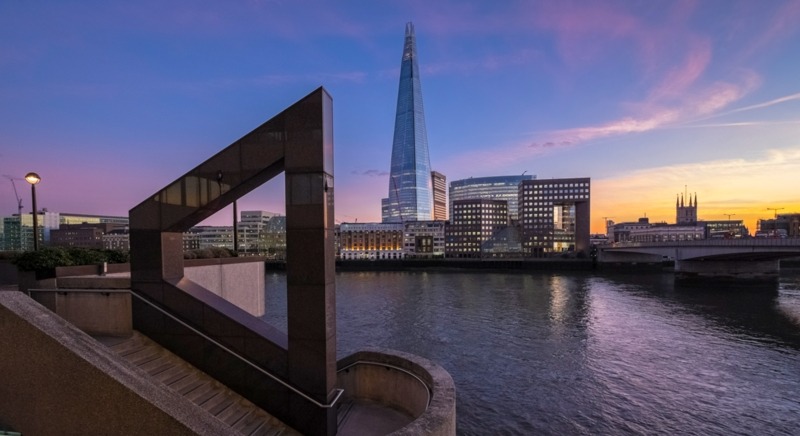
[262,269,800,435]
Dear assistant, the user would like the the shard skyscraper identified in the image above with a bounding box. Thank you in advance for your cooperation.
[382,22,433,223]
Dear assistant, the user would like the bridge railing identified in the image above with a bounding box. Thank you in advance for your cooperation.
[605,238,800,249]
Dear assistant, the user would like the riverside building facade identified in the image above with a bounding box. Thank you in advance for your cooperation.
[449,175,534,222]
[338,222,405,260]
[403,220,445,258]
[382,22,434,223]
[519,178,591,256]
[445,199,509,258]
[431,171,447,221]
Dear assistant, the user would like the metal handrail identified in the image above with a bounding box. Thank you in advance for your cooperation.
[338,360,431,409]
[27,287,344,409]
[607,238,800,249]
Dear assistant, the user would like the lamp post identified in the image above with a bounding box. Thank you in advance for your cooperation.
[25,172,41,251]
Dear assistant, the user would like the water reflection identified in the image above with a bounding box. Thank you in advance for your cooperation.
[262,270,800,435]
[595,271,800,349]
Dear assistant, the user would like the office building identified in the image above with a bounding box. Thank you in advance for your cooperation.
[237,210,283,255]
[758,213,800,238]
[629,223,705,242]
[103,229,130,251]
[50,223,125,249]
[189,226,234,250]
[59,213,129,226]
[519,178,591,255]
[262,215,287,259]
[382,22,434,223]
[607,218,652,243]
[703,220,747,238]
[445,199,509,258]
[404,220,445,258]
[449,175,534,222]
[1,212,60,251]
[338,222,405,260]
[431,171,447,221]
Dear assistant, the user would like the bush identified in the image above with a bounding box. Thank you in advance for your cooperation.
[183,247,237,259]
[12,247,130,271]
[67,247,107,266]
[12,247,74,271]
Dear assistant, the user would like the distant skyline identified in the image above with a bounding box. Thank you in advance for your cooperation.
[2,1,799,233]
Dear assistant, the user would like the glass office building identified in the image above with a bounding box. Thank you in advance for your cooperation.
[382,22,434,223]
[449,175,534,221]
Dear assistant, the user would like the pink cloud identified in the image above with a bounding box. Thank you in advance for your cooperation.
[647,36,712,101]
[545,71,760,144]
[737,0,800,59]
[447,68,761,173]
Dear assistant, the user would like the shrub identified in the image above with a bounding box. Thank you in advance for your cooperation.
[12,247,130,271]
[67,247,107,266]
[12,247,74,271]
[183,247,237,259]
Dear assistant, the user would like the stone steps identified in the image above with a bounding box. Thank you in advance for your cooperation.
[107,331,298,436]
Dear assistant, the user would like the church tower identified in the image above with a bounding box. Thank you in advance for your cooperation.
[676,193,698,224]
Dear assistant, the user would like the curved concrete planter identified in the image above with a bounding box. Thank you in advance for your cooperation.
[337,348,456,435]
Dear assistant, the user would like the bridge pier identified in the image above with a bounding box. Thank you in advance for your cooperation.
[675,259,780,279]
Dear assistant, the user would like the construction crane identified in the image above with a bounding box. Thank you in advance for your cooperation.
[766,207,784,219]
[3,175,24,216]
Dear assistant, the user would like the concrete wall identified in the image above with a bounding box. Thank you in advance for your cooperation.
[31,291,132,337]
[599,250,666,263]
[675,259,780,279]
[0,259,16,285]
[0,291,232,436]
[338,348,456,436]
[183,258,265,317]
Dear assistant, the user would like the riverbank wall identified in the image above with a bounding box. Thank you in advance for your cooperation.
[265,258,661,272]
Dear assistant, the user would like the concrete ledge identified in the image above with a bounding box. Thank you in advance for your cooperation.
[0,291,231,435]
[337,348,456,436]
[58,275,132,289]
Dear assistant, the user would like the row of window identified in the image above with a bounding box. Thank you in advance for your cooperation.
[522,194,589,200]
[523,182,589,189]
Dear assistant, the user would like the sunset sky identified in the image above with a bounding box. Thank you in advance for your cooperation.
[2,0,799,233]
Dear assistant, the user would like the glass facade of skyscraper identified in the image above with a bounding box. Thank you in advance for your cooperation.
[382,22,433,223]
[449,175,534,221]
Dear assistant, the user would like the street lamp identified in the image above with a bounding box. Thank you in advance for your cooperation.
[25,172,41,251]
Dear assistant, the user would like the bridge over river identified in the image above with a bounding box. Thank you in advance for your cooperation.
[599,238,800,278]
